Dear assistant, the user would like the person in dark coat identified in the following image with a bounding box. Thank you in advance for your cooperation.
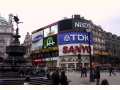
[101,79,109,85]
[46,70,51,80]
[24,76,30,85]
[95,66,100,85]
[109,66,116,76]
[60,71,68,85]
[51,69,60,85]
[109,66,113,76]
[83,67,87,77]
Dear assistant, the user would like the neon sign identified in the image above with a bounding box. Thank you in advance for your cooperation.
[58,32,93,45]
[63,45,90,54]
[59,44,93,56]
[32,34,43,43]
[44,35,57,48]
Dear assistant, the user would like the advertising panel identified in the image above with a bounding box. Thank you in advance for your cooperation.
[72,19,93,30]
[44,25,58,37]
[58,31,93,45]
[43,35,57,48]
[58,18,93,32]
[32,30,43,50]
[59,44,93,56]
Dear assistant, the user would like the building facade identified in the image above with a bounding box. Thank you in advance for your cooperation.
[31,15,120,70]
[104,32,120,66]
[0,14,14,61]
[31,15,94,70]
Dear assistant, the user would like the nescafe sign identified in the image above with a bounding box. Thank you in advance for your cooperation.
[74,21,92,29]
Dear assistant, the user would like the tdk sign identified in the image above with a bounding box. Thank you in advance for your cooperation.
[58,32,93,45]
[32,35,43,43]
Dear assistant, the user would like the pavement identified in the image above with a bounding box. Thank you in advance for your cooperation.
[1,71,120,85]
[0,76,51,85]
[66,71,120,85]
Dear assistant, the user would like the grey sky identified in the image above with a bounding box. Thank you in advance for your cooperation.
[0,0,120,43]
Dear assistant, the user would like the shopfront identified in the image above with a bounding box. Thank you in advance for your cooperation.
[58,31,93,70]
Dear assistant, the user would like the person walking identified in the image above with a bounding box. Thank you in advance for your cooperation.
[51,69,60,85]
[83,67,87,77]
[109,66,116,76]
[81,67,84,77]
[60,71,69,85]
[95,66,100,85]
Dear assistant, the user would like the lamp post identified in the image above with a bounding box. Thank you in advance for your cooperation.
[78,54,81,70]
[88,32,93,82]
[86,29,94,82]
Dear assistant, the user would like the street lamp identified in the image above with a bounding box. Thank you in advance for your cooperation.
[78,54,81,70]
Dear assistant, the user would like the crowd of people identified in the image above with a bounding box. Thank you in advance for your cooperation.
[46,66,110,85]
[23,65,120,85]
[46,69,69,85]
[76,65,116,85]
[79,65,119,85]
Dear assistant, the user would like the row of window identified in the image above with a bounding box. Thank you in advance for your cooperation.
[92,30,103,37]
[93,37,105,43]
[94,44,105,50]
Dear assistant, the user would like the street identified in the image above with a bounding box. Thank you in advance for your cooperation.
[67,71,120,85]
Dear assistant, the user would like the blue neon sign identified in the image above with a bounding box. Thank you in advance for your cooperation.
[58,32,93,45]
[32,34,43,43]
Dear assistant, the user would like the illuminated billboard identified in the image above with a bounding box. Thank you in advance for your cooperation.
[43,35,57,48]
[58,31,93,45]
[32,30,43,50]
[58,18,93,31]
[59,44,93,56]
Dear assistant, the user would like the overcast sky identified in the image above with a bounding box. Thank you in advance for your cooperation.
[0,0,120,43]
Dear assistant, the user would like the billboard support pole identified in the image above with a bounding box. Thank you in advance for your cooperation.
[86,31,94,82]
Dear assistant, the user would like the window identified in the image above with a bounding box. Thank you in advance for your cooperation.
[51,25,58,35]
[44,28,50,37]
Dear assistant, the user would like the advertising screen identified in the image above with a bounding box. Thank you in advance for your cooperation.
[43,35,57,48]
[58,18,93,32]
[72,19,93,30]
[32,30,43,50]
[58,31,93,45]
[59,44,93,56]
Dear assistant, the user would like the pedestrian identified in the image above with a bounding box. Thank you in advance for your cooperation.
[60,71,69,85]
[81,67,84,77]
[95,66,100,85]
[109,66,116,76]
[51,69,60,85]
[83,67,87,77]
[46,70,51,80]
[24,76,30,85]
[101,79,109,85]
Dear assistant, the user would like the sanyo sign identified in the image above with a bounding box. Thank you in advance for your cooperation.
[74,21,93,29]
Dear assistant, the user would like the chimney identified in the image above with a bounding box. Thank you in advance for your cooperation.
[74,15,80,19]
